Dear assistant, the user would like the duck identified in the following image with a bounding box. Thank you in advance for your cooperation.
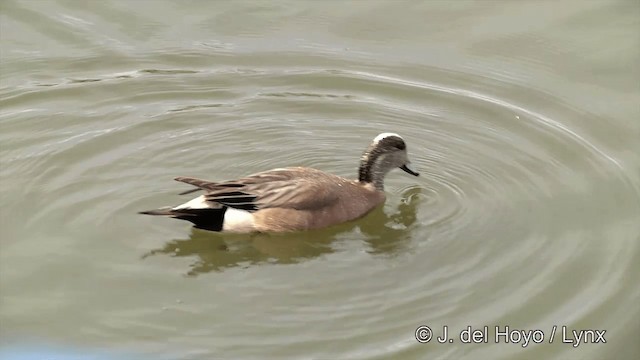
[139,132,419,232]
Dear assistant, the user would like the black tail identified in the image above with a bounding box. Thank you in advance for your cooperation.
[138,207,175,216]
[139,207,228,232]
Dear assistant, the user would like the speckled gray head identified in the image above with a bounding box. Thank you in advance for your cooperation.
[359,133,419,189]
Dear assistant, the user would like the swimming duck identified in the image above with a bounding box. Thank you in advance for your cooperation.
[139,133,419,232]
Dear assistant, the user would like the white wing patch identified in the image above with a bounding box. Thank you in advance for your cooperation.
[173,195,211,210]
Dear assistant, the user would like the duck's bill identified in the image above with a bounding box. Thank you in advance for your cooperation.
[400,164,420,176]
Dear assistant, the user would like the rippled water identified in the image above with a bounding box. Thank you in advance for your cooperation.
[1,1,639,359]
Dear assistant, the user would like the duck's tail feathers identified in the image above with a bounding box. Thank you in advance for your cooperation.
[138,207,176,216]
[139,207,227,231]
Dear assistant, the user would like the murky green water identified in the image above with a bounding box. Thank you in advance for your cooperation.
[1,1,639,359]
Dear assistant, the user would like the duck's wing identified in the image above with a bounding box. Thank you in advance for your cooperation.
[175,167,342,212]
[174,177,235,195]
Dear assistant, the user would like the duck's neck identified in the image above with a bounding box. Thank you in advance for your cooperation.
[358,151,391,191]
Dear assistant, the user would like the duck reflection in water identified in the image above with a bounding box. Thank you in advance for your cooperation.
[142,186,423,276]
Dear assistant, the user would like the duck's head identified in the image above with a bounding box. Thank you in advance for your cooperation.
[359,132,419,189]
